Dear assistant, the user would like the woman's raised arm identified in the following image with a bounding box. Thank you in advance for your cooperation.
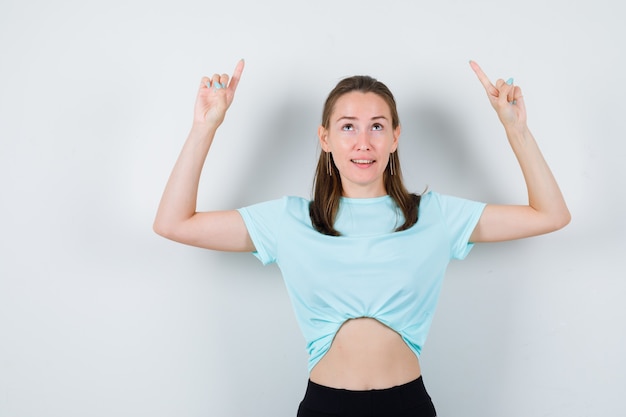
[468,61,571,243]
[153,59,254,252]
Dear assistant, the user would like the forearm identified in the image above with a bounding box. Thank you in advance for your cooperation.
[505,125,571,228]
[153,122,218,235]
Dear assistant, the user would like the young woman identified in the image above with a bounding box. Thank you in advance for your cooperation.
[154,59,570,417]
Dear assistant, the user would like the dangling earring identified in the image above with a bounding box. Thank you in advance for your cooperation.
[327,152,332,176]
[389,153,396,176]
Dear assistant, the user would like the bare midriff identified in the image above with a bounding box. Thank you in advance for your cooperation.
[309,317,421,390]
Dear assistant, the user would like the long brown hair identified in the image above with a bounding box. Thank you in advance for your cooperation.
[309,75,421,236]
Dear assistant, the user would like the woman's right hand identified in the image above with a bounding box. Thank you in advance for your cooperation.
[194,59,245,126]
[154,58,253,251]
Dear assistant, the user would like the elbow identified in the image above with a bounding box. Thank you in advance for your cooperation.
[153,212,198,244]
[153,219,166,238]
[562,208,572,228]
[153,218,176,240]
[550,207,572,232]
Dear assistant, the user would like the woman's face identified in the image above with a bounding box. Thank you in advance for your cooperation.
[318,91,400,198]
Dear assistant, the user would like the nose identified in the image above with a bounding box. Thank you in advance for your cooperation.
[355,131,371,151]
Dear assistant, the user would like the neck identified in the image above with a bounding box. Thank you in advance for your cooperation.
[341,181,387,199]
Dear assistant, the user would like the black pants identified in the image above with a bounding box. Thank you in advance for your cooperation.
[297,376,437,417]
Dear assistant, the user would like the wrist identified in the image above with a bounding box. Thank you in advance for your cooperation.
[185,123,218,146]
[503,122,530,138]
[190,120,220,136]
[504,125,534,148]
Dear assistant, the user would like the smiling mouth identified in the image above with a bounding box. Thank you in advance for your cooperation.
[351,159,374,164]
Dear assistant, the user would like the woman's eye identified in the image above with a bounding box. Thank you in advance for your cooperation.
[372,124,383,131]
[342,124,354,131]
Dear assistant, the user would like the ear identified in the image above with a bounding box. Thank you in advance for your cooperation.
[318,125,330,152]
[391,125,401,152]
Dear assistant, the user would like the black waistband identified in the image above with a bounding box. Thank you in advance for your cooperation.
[299,376,436,416]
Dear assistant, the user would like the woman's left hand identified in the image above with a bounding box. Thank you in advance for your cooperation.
[467,61,571,244]
[469,60,527,132]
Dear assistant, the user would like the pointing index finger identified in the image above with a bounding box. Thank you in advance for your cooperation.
[469,60,498,97]
[228,59,245,92]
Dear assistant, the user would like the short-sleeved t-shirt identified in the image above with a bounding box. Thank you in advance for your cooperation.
[237,191,486,372]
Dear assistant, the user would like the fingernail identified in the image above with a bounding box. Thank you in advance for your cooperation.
[512,99,517,105]
[506,77,514,85]
[215,83,222,89]
[206,81,211,88]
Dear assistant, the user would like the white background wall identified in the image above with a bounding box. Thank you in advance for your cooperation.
[1,0,624,416]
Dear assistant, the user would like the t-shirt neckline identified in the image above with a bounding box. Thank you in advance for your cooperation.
[339,195,392,205]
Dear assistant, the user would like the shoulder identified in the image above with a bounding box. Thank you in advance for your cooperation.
[284,195,311,207]
[417,190,438,211]
[418,190,486,219]
[420,190,483,207]
[238,195,311,218]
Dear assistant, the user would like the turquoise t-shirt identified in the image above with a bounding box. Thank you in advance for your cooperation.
[237,191,486,372]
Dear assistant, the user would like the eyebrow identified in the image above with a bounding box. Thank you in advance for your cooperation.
[335,115,388,123]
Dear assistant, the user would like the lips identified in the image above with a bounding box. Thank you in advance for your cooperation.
[351,159,374,164]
